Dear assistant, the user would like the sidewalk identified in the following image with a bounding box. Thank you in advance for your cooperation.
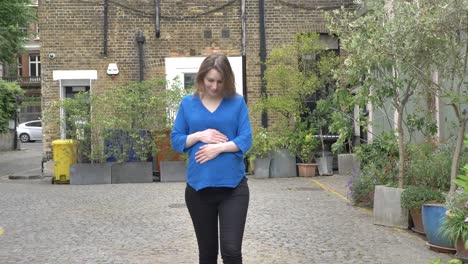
[0,173,453,263]
[313,173,351,200]
[0,142,43,180]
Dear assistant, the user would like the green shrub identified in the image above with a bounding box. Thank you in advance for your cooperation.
[400,186,445,210]
[248,127,276,159]
[440,134,468,245]
[289,121,320,163]
[406,143,456,191]
[347,162,395,207]
[0,80,24,133]
[355,132,398,169]
[441,206,468,245]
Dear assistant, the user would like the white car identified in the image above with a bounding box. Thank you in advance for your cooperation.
[17,120,43,143]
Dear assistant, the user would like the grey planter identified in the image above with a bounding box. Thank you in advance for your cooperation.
[111,162,153,184]
[316,156,333,176]
[373,185,408,229]
[270,148,297,178]
[70,163,112,185]
[252,156,271,179]
[160,161,187,182]
[338,153,359,175]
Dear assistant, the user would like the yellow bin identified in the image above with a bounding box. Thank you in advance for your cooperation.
[51,139,78,184]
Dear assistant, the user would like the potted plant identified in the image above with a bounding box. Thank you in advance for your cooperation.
[259,33,333,178]
[98,79,167,184]
[247,127,276,179]
[441,191,468,260]
[43,91,114,184]
[155,77,193,182]
[44,78,169,184]
[313,99,335,175]
[328,106,357,175]
[441,134,468,260]
[347,148,396,209]
[355,133,409,227]
[405,143,458,251]
[289,120,320,177]
[401,186,445,235]
[402,142,457,250]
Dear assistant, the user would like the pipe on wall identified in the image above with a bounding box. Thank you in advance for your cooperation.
[241,0,247,102]
[136,31,146,82]
[103,0,108,56]
[155,0,160,38]
[259,0,268,128]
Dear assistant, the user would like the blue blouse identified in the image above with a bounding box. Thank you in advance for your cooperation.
[171,94,252,191]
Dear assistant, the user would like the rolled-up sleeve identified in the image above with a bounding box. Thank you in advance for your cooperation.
[232,99,252,155]
[171,100,189,153]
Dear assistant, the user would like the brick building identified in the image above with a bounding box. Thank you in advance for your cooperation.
[39,0,353,152]
[1,0,42,123]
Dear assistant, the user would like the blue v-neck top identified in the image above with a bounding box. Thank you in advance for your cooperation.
[171,94,252,191]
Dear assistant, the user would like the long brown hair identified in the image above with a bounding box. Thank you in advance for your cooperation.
[195,54,236,98]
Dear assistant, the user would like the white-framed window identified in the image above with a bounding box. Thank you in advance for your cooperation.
[33,22,40,40]
[29,55,40,78]
[17,57,23,77]
[165,56,243,95]
[183,73,197,90]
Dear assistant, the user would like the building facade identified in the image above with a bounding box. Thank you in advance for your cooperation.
[39,0,353,152]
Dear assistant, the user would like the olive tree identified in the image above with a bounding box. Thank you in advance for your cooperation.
[258,33,340,148]
[0,0,36,63]
[326,0,461,188]
[416,0,467,193]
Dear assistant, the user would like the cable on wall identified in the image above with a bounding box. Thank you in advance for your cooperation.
[276,0,355,11]
[75,0,239,20]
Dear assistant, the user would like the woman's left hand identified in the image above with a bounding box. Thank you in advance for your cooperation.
[195,144,223,163]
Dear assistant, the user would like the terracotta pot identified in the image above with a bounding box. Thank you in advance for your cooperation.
[297,163,317,177]
[455,239,468,262]
[154,129,182,171]
[409,208,425,235]
[358,189,375,207]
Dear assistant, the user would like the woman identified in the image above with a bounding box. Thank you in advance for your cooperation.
[171,54,252,264]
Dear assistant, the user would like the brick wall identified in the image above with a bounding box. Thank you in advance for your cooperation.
[39,0,352,150]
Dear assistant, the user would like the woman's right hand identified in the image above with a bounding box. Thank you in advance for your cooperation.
[197,129,228,144]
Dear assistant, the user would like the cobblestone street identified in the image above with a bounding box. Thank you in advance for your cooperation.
[0,176,452,263]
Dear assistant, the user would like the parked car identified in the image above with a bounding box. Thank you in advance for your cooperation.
[17,120,42,143]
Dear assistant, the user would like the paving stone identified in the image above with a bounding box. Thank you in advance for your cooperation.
[0,177,454,263]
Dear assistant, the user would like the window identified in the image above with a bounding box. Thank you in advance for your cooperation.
[204,30,212,39]
[65,86,90,98]
[184,73,196,90]
[29,55,40,79]
[165,57,243,95]
[33,22,40,40]
[221,29,230,38]
[17,57,22,77]
[26,121,41,127]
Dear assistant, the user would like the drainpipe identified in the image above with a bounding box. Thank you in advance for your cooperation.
[103,0,108,56]
[136,31,146,82]
[154,0,160,38]
[241,0,247,102]
[259,0,267,128]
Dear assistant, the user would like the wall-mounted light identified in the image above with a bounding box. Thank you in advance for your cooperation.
[107,63,119,78]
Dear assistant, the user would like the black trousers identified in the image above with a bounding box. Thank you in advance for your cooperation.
[185,178,249,264]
